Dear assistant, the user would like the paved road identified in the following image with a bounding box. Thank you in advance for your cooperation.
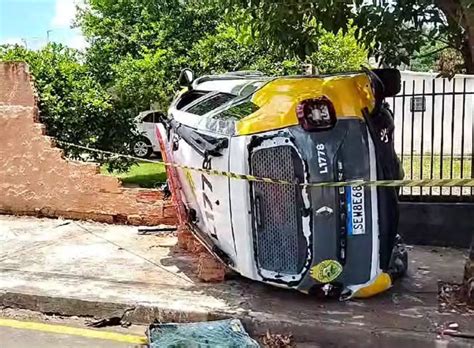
[0,318,146,348]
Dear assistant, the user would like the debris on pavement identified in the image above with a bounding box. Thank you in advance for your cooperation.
[197,252,227,282]
[147,319,259,347]
[448,322,459,330]
[175,226,227,282]
[85,308,134,328]
[438,281,474,314]
[54,220,71,228]
[137,225,177,235]
[260,331,295,348]
[438,321,474,340]
[86,317,131,328]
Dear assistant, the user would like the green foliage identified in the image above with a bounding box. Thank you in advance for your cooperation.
[215,0,472,71]
[309,27,368,74]
[191,23,367,75]
[188,24,303,76]
[77,0,224,113]
[437,49,466,77]
[78,0,369,114]
[77,0,221,85]
[111,49,181,114]
[0,43,137,171]
[410,41,466,75]
[409,42,443,72]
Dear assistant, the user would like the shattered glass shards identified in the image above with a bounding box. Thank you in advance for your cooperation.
[148,319,260,348]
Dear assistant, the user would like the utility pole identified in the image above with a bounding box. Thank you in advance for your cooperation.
[47,30,53,44]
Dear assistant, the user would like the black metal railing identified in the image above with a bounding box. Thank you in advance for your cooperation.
[389,76,474,202]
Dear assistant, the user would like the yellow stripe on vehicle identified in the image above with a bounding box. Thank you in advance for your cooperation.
[0,318,147,345]
[236,74,375,135]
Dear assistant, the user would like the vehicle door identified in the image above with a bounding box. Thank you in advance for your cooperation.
[138,112,161,151]
[140,111,155,139]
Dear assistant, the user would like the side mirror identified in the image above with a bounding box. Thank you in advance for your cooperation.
[178,69,195,88]
[372,68,401,98]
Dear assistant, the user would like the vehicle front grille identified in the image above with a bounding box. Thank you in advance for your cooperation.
[251,145,307,275]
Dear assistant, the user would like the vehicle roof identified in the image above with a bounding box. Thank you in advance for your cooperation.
[192,72,270,95]
[191,70,367,95]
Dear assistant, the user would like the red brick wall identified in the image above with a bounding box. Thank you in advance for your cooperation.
[0,63,36,107]
[0,62,177,225]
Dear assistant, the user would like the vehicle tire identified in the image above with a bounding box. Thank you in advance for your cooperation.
[153,150,163,160]
[132,137,153,159]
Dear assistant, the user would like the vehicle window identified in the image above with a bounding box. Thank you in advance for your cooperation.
[152,112,164,123]
[186,93,235,116]
[142,113,154,123]
[214,101,260,120]
[176,91,208,110]
[238,82,265,97]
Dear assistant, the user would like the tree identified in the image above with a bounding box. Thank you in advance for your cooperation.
[77,0,221,85]
[0,43,137,170]
[190,23,367,75]
[435,0,474,72]
[76,0,368,115]
[410,42,446,72]
[188,24,302,75]
[216,0,474,73]
[76,0,222,113]
[111,49,182,114]
[309,26,368,74]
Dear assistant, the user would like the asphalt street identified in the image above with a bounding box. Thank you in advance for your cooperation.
[0,317,146,348]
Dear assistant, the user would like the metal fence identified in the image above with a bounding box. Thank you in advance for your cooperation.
[389,73,474,202]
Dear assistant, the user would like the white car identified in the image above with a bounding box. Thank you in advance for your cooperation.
[132,110,164,158]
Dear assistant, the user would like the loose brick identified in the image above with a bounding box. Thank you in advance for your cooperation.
[197,253,226,282]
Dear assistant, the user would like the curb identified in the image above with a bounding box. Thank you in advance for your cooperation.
[0,292,212,324]
[1,291,472,347]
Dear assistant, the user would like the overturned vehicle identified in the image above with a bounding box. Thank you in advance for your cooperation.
[156,68,407,299]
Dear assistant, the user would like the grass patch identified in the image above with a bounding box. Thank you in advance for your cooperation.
[101,162,167,188]
[401,155,472,180]
[400,155,472,196]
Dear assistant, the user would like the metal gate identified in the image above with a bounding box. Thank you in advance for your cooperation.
[389,72,474,202]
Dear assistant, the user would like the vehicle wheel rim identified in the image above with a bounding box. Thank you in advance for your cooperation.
[134,141,149,157]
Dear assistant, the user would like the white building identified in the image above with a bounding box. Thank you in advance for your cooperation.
[389,71,474,156]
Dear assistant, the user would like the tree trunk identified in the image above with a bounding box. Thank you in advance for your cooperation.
[465,235,474,304]
[436,0,474,73]
[462,40,474,73]
[461,0,474,73]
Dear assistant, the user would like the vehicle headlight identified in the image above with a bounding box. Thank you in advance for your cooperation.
[296,97,336,131]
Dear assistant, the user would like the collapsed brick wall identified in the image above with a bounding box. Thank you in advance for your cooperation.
[0,62,177,226]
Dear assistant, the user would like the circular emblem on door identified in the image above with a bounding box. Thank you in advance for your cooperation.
[310,260,343,283]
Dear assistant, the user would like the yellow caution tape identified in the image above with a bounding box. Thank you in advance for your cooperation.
[57,141,474,188]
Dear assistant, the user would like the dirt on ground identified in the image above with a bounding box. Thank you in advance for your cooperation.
[438,281,474,314]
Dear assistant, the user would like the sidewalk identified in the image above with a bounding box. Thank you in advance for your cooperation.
[0,215,472,347]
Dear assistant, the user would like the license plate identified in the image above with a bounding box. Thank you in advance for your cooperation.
[346,185,366,235]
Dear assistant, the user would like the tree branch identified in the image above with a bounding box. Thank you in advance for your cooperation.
[414,44,451,58]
